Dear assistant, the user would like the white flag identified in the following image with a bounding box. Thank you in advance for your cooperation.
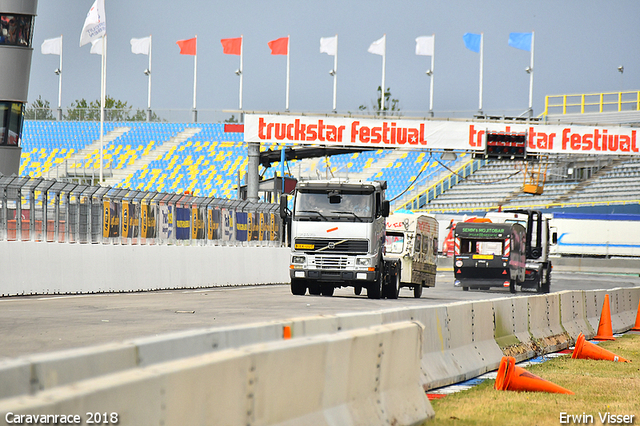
[90,37,103,55]
[41,37,62,55]
[368,35,386,56]
[131,37,151,55]
[320,36,337,56]
[415,35,435,56]
[79,0,106,47]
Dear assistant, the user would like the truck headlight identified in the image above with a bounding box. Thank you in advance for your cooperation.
[292,256,306,264]
[356,258,371,266]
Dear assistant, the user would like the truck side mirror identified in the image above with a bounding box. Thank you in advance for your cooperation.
[280,194,289,220]
[381,200,390,218]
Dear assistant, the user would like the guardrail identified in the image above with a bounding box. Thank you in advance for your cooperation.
[0,175,282,247]
[542,90,640,117]
[399,158,486,211]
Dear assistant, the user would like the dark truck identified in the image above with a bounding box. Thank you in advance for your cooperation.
[453,222,526,293]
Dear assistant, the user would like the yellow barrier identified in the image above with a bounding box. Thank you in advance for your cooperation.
[541,90,640,117]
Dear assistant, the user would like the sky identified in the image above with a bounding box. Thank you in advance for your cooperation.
[27,0,640,120]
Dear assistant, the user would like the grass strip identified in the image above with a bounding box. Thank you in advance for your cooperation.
[428,333,640,426]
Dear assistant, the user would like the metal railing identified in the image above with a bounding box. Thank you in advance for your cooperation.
[541,91,640,117]
[399,158,486,211]
[0,175,282,246]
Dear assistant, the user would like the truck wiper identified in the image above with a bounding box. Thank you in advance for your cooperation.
[297,210,328,220]
[331,211,363,222]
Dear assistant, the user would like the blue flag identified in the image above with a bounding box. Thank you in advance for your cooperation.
[508,32,532,51]
[463,33,481,53]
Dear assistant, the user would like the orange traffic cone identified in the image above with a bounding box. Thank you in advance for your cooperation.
[593,294,615,341]
[494,356,574,395]
[572,333,630,363]
[632,299,640,332]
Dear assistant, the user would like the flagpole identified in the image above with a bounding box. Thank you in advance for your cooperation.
[99,34,106,184]
[57,35,63,120]
[428,34,435,117]
[479,32,484,114]
[239,35,244,111]
[381,34,386,114]
[193,35,198,122]
[147,34,152,111]
[332,34,338,112]
[528,31,535,117]
[285,35,290,112]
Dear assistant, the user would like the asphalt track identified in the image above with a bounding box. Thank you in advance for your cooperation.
[1,270,639,359]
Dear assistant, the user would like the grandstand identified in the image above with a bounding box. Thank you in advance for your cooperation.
[16,90,640,215]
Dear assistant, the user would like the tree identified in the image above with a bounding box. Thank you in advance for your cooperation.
[24,96,55,120]
[129,109,163,122]
[224,115,239,123]
[65,96,134,121]
[359,86,401,116]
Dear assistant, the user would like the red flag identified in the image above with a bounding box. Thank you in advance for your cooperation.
[268,36,288,55]
[221,37,242,55]
[177,37,197,55]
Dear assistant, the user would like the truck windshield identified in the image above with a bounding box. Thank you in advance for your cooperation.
[385,232,404,253]
[459,239,505,255]
[294,190,374,221]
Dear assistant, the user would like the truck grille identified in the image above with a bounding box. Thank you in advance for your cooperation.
[316,256,348,269]
[294,238,369,254]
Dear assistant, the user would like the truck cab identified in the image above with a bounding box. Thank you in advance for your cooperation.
[453,222,526,293]
[485,209,556,293]
[285,179,399,299]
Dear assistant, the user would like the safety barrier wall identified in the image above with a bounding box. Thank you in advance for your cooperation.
[0,175,282,247]
[1,287,639,422]
[0,322,434,426]
[0,241,290,296]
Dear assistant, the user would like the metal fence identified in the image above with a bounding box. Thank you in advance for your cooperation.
[0,175,282,247]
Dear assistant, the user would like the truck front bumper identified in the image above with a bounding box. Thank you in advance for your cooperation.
[290,269,377,282]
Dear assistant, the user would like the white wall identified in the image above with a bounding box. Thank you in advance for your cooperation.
[0,241,290,296]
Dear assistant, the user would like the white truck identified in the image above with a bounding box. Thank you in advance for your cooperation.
[281,179,401,299]
[484,209,556,293]
[385,213,439,298]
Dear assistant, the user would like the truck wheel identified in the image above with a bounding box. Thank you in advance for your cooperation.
[308,281,321,295]
[291,279,306,296]
[509,279,516,294]
[462,286,469,291]
[367,274,383,299]
[354,285,362,296]
[320,283,334,297]
[384,269,399,299]
[413,283,423,298]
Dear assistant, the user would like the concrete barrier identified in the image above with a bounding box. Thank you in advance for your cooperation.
[0,322,434,426]
[558,290,593,340]
[2,286,640,417]
[0,242,290,296]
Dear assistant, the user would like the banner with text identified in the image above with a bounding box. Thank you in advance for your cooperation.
[244,114,639,156]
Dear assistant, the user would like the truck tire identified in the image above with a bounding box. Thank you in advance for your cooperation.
[384,267,399,299]
[509,278,516,294]
[291,279,306,296]
[354,285,362,296]
[367,274,383,299]
[320,283,334,297]
[462,286,469,291]
[413,283,423,298]
[308,281,321,295]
